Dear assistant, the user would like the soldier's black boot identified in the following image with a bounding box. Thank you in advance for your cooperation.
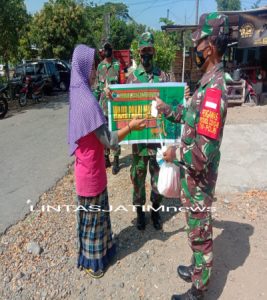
[171,285,204,300]
[177,264,194,282]
[112,156,120,175]
[105,155,111,168]
[151,203,162,230]
[136,206,146,230]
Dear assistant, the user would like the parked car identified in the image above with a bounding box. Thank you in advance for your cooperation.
[13,61,59,94]
[12,59,71,94]
[46,59,71,91]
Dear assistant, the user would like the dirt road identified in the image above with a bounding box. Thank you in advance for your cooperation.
[0,104,266,300]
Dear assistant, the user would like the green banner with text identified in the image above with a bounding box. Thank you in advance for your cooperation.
[108,82,185,144]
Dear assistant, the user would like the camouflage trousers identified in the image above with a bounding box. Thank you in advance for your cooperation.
[130,154,162,206]
[105,145,121,157]
[180,167,214,291]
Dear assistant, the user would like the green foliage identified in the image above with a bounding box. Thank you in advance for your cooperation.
[1,0,181,73]
[17,14,34,61]
[216,0,241,11]
[0,0,28,63]
[24,1,145,59]
[131,31,178,72]
[30,0,88,59]
[159,16,192,56]
[87,2,145,49]
[110,17,135,50]
[159,18,175,25]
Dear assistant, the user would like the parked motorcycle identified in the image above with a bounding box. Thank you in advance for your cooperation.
[19,75,45,106]
[0,78,24,110]
[244,79,258,105]
[226,69,258,105]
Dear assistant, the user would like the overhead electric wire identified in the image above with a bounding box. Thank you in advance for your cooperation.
[131,0,195,19]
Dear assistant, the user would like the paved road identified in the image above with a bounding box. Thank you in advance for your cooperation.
[0,95,72,235]
[0,97,266,234]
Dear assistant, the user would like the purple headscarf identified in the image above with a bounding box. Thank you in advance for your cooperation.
[68,44,106,156]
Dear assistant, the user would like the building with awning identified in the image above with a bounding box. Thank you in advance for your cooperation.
[162,7,267,104]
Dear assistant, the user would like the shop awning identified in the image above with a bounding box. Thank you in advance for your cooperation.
[162,7,267,48]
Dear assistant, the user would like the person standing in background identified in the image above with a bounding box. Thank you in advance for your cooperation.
[126,32,168,231]
[94,41,121,175]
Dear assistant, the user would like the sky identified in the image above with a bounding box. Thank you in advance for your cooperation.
[24,0,267,29]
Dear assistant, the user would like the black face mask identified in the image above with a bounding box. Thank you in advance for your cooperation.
[194,46,209,68]
[104,48,112,58]
[141,53,153,68]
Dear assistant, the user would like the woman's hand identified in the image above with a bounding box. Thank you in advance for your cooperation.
[155,96,167,114]
[129,118,147,131]
[163,145,177,162]
[118,118,146,142]
[104,87,113,100]
[184,85,190,101]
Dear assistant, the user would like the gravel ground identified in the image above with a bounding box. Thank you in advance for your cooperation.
[226,104,267,124]
[0,104,267,300]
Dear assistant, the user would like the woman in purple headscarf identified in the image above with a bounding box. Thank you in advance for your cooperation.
[68,44,145,278]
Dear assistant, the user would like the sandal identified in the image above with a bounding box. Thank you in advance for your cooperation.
[85,268,104,279]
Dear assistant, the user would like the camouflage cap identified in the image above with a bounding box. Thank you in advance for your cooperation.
[192,12,229,44]
[138,32,154,49]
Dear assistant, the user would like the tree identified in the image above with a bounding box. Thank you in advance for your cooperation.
[159,16,187,51]
[216,0,241,11]
[17,14,34,61]
[85,2,143,49]
[30,0,88,59]
[18,0,148,61]
[159,17,175,26]
[0,0,28,75]
[131,31,178,72]
[110,17,135,50]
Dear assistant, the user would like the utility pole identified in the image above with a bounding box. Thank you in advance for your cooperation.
[104,13,111,41]
[167,9,169,20]
[195,0,199,25]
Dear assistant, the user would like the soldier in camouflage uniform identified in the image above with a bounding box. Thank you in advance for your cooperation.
[156,13,229,300]
[126,32,168,231]
[94,41,121,175]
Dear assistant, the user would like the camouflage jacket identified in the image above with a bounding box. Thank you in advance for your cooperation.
[126,65,168,156]
[165,63,227,194]
[94,58,120,116]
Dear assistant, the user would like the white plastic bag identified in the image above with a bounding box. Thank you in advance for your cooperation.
[157,162,181,199]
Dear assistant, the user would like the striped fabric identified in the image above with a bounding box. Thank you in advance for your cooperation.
[76,188,116,272]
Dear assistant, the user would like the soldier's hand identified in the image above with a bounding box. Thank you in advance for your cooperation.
[155,96,168,114]
[163,145,177,163]
[184,85,190,101]
[129,118,147,131]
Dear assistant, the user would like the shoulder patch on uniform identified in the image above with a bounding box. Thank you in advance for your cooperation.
[197,88,222,140]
